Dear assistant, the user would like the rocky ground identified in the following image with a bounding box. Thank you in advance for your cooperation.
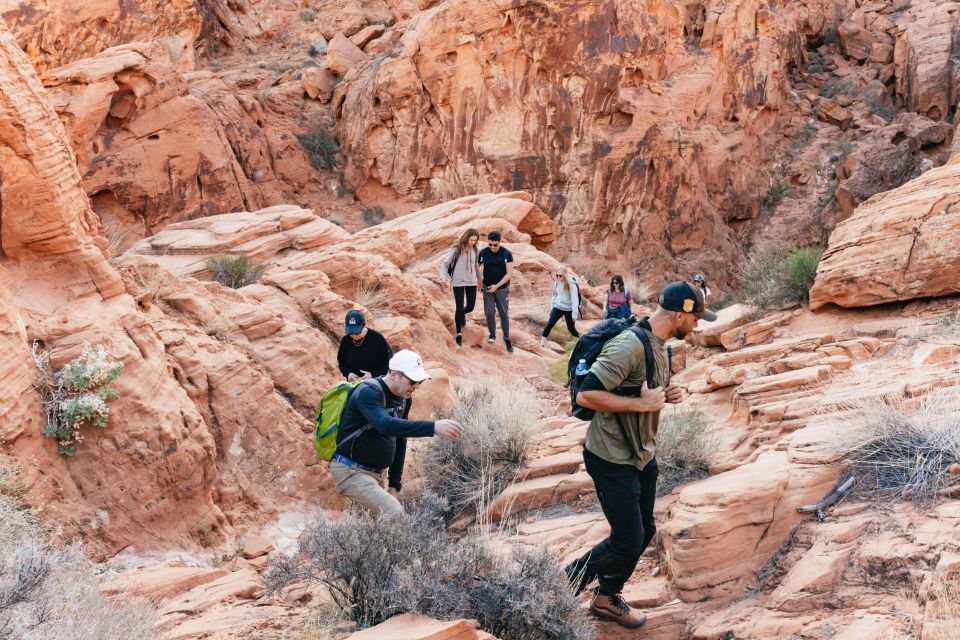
[1,0,960,639]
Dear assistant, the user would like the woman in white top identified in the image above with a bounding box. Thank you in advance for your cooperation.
[539,269,582,346]
[693,273,712,302]
[440,228,481,346]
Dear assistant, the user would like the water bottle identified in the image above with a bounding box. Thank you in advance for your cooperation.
[575,359,589,377]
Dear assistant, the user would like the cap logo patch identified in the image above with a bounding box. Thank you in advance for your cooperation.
[683,299,695,312]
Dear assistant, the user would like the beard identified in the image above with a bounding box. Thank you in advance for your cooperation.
[674,326,690,340]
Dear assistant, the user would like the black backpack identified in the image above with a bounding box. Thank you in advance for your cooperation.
[446,247,461,277]
[567,317,672,420]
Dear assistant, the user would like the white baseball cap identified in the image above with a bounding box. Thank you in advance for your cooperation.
[389,349,432,382]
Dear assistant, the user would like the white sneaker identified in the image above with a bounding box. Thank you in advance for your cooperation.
[540,336,548,347]
[485,335,495,343]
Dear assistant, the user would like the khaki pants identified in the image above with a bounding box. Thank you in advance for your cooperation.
[329,460,403,515]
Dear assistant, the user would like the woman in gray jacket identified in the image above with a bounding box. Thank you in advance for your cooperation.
[540,269,581,346]
[439,228,481,346]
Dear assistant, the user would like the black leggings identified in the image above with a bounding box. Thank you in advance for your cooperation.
[542,307,580,338]
[453,286,477,333]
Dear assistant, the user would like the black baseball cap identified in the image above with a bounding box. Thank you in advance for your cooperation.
[659,281,717,321]
[345,310,366,334]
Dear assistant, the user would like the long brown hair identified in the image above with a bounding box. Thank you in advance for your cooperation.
[456,228,479,253]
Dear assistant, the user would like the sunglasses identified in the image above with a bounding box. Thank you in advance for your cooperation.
[401,372,423,386]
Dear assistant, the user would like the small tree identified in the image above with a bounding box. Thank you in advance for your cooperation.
[33,343,123,457]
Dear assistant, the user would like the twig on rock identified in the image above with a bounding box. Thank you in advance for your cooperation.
[797,471,855,521]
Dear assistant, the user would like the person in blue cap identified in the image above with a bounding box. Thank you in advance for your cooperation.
[564,281,715,629]
[337,310,393,381]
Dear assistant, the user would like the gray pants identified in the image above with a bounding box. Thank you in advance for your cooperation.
[482,287,510,340]
[329,460,403,515]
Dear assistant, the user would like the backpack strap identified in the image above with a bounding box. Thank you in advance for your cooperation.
[627,326,657,389]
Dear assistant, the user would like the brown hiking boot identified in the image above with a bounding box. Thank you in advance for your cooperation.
[590,591,647,628]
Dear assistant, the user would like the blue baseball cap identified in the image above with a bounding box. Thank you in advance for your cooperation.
[345,310,366,334]
[659,281,717,321]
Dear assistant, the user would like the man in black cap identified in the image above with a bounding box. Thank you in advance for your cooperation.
[564,281,715,629]
[337,310,393,382]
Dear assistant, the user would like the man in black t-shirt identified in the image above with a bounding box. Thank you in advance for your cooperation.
[337,310,393,381]
[478,230,515,353]
[331,350,463,514]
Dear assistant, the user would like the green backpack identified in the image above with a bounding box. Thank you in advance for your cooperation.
[314,379,365,461]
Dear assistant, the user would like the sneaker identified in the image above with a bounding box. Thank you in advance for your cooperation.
[455,334,463,346]
[540,336,548,347]
[589,591,646,629]
[504,339,514,353]
[485,335,495,343]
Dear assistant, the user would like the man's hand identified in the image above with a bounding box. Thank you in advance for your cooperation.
[664,384,684,404]
[360,370,372,380]
[434,419,463,439]
[388,487,399,497]
[634,386,666,413]
[487,284,498,293]
[347,373,360,382]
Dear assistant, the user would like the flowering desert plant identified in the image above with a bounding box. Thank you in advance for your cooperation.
[33,342,124,457]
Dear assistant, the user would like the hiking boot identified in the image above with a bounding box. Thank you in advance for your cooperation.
[540,336,548,347]
[455,334,463,346]
[505,339,514,353]
[485,335,495,343]
[589,591,646,629]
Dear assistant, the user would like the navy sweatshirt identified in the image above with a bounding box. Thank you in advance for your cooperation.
[334,378,435,489]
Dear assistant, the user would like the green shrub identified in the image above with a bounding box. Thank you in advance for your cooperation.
[547,340,575,384]
[266,507,594,640]
[298,128,339,170]
[762,183,790,211]
[33,343,123,457]
[205,253,263,289]
[867,97,900,122]
[736,244,823,311]
[656,409,719,495]
[833,392,960,507]
[414,384,540,519]
[361,206,385,226]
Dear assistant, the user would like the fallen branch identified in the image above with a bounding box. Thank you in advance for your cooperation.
[797,471,855,521]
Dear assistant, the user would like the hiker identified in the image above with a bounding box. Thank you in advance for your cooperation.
[605,274,632,320]
[478,230,514,353]
[439,228,481,347]
[330,350,463,515]
[564,281,716,629]
[337,310,393,382]
[693,274,712,302]
[540,269,581,346]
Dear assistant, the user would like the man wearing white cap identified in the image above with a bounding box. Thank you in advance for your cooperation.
[330,349,463,514]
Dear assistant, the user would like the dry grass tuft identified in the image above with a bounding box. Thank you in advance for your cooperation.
[656,408,719,495]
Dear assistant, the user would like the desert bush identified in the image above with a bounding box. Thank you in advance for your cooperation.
[924,572,960,640]
[301,7,317,21]
[656,409,719,495]
[832,392,960,506]
[867,97,900,122]
[361,206,386,226]
[298,128,339,170]
[762,182,790,210]
[352,281,388,314]
[414,384,540,519]
[820,77,858,98]
[33,342,124,457]
[205,253,263,289]
[266,507,594,640]
[736,244,823,311]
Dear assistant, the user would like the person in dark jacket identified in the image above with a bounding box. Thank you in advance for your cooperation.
[337,310,393,381]
[330,350,463,514]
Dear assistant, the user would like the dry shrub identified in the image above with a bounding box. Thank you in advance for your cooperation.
[266,506,594,640]
[656,408,719,495]
[737,244,823,311]
[832,392,960,506]
[352,282,388,314]
[924,572,960,640]
[0,470,161,639]
[414,384,540,519]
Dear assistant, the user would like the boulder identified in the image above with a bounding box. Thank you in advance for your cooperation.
[302,66,336,102]
[347,614,481,640]
[327,33,370,75]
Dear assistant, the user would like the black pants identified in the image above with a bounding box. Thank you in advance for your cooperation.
[453,286,477,333]
[542,307,580,338]
[565,448,658,595]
